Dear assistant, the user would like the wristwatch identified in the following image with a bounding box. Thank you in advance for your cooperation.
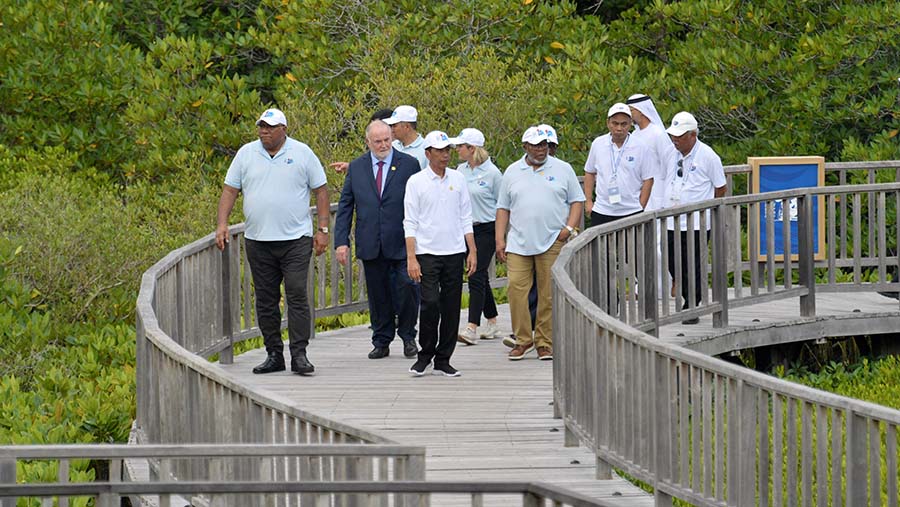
[565,225,578,237]
[318,226,329,234]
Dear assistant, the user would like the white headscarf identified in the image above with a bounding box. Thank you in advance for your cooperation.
[626,94,665,130]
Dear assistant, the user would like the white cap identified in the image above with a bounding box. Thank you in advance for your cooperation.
[666,111,699,136]
[257,108,287,127]
[383,105,418,125]
[607,103,632,118]
[423,130,452,149]
[537,124,558,145]
[449,128,485,147]
[521,126,550,145]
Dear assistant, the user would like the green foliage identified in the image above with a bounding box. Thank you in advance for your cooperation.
[780,355,900,411]
[0,0,142,179]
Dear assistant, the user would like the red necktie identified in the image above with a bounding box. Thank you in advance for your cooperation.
[375,161,384,198]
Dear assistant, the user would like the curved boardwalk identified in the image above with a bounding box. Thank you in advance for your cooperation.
[217,304,654,507]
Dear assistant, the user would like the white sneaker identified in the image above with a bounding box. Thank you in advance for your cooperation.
[502,335,517,348]
[457,327,477,345]
[479,321,501,340]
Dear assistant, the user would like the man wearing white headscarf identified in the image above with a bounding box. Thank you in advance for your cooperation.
[626,94,673,211]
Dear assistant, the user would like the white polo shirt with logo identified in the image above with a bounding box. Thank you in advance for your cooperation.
[584,133,655,216]
[662,139,726,231]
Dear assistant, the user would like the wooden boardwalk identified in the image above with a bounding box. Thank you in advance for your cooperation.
[217,304,654,507]
[658,290,900,354]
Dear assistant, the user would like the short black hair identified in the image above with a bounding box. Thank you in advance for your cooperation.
[370,108,394,121]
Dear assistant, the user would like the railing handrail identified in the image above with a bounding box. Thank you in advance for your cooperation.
[552,175,900,506]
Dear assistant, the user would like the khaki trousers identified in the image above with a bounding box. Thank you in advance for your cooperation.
[507,240,563,349]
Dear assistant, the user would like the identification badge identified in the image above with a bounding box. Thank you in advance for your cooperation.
[608,186,622,204]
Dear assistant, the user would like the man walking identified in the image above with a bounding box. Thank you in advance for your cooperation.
[404,131,477,377]
[663,111,727,324]
[583,103,655,227]
[497,126,584,361]
[335,120,421,359]
[215,108,329,376]
[383,105,428,170]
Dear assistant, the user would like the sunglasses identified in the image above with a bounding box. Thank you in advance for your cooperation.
[677,159,684,178]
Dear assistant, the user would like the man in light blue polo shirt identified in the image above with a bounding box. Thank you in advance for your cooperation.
[384,105,428,170]
[496,126,585,361]
[216,108,330,376]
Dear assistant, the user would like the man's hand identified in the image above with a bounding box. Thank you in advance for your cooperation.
[407,257,422,283]
[215,224,229,251]
[329,162,349,174]
[466,250,477,277]
[557,228,571,243]
[495,238,507,263]
[314,231,328,256]
[335,245,350,265]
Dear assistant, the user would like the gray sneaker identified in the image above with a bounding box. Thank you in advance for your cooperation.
[502,334,517,348]
[457,327,477,345]
[479,321,501,340]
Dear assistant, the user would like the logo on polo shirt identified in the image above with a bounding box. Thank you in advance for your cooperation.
[627,156,634,162]
[286,158,294,164]
[478,180,487,187]
[546,175,556,182]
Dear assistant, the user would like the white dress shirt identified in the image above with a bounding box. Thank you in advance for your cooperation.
[403,166,474,255]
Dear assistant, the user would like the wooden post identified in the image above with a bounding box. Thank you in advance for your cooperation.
[642,219,659,336]
[0,456,16,507]
[711,204,729,328]
[220,237,234,365]
[797,194,816,317]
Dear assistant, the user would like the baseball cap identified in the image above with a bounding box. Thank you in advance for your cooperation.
[666,111,699,136]
[521,126,550,145]
[537,124,558,145]
[423,130,452,149]
[257,108,287,127]
[607,103,632,118]
[383,105,418,125]
[448,128,485,147]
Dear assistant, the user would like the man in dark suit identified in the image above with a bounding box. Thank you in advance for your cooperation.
[335,120,421,359]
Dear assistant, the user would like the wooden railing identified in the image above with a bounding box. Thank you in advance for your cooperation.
[552,176,900,506]
[0,445,616,507]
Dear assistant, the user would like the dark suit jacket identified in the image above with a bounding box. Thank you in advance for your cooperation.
[335,150,420,261]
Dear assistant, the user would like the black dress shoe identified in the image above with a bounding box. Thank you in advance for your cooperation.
[368,346,390,359]
[252,354,285,374]
[291,354,315,376]
[403,340,417,358]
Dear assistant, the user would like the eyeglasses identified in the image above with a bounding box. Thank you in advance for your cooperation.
[676,159,684,178]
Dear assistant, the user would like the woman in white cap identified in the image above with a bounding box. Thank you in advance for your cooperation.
[451,128,504,345]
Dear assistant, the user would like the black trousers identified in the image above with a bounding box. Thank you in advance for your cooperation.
[244,237,313,359]
[666,229,708,307]
[417,253,465,366]
[363,256,418,347]
[467,222,498,326]
[590,209,643,228]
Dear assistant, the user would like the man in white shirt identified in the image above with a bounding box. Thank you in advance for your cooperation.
[663,112,727,324]
[384,105,428,170]
[583,103,655,227]
[404,131,477,377]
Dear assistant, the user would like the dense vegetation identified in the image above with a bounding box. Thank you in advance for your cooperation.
[1,0,898,486]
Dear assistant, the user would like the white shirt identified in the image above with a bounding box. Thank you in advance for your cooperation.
[662,139,726,231]
[403,165,474,255]
[631,123,675,211]
[584,133,654,216]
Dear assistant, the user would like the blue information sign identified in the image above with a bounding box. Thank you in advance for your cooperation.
[750,156,825,261]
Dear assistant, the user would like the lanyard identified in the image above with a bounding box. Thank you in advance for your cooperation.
[608,135,629,182]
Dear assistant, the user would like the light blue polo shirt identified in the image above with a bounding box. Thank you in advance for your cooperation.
[497,156,585,255]
[456,158,502,224]
[224,137,327,241]
[393,135,428,170]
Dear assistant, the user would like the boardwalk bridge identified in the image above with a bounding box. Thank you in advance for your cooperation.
[3,161,900,506]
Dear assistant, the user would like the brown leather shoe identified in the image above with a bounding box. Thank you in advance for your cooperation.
[508,343,534,361]
[537,346,553,361]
